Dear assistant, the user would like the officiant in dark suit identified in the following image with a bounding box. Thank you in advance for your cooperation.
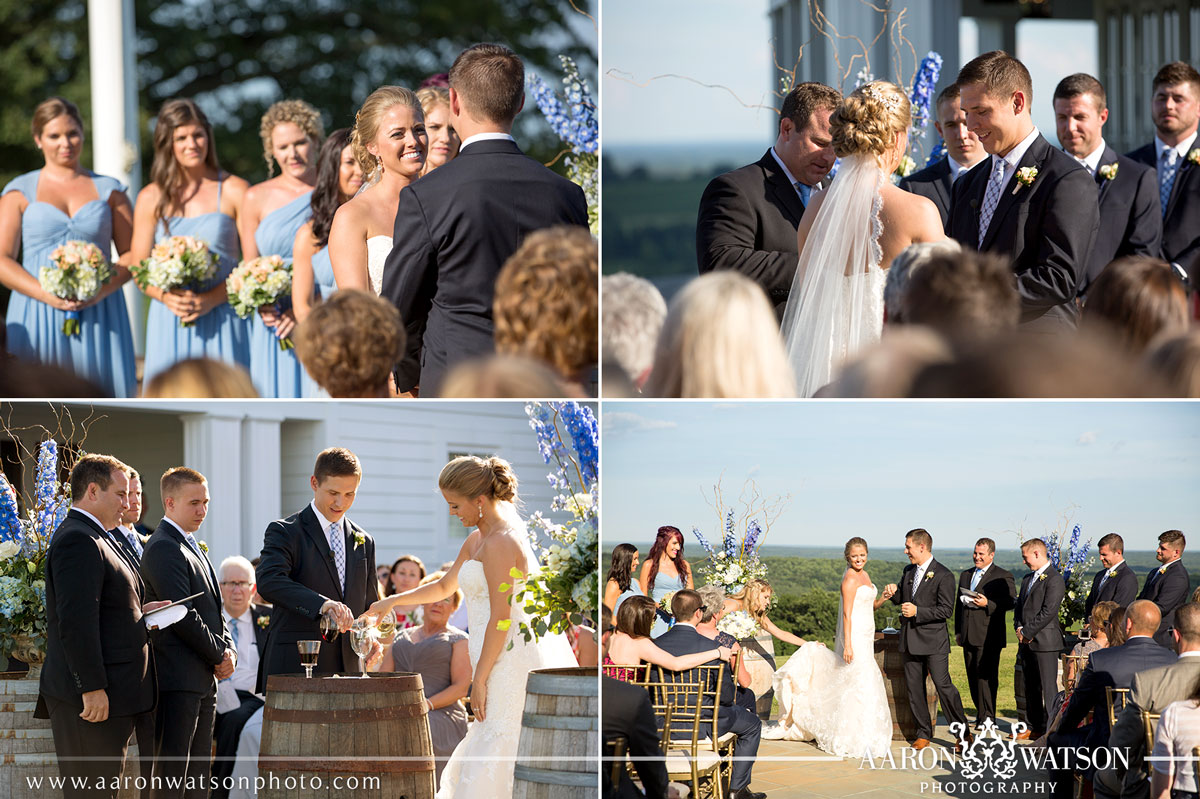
[1051,73,1162,297]
[1137,529,1190,647]
[38,455,163,799]
[256,447,381,682]
[382,43,589,397]
[886,528,970,750]
[948,51,1100,331]
[141,467,235,799]
[899,83,988,227]
[954,537,1016,730]
[1083,533,1139,619]
[1013,538,1065,739]
[696,82,840,317]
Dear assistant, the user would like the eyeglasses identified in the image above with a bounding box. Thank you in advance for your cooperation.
[220,581,253,589]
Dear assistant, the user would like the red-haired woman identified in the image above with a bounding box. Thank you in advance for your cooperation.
[638,525,694,637]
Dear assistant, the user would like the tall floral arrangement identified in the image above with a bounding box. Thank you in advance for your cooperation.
[0,440,71,662]
[501,401,598,642]
[692,512,768,595]
[528,56,598,235]
[907,52,945,169]
[1043,524,1094,630]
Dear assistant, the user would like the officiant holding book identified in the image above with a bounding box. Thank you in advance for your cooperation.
[954,537,1016,730]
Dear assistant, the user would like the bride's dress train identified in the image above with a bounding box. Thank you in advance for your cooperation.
[763,583,892,758]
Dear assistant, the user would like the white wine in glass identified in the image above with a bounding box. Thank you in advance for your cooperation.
[376,612,396,639]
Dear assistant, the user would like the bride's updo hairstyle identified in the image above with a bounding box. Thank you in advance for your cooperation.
[350,85,423,181]
[830,81,911,164]
[438,455,518,503]
[844,537,869,563]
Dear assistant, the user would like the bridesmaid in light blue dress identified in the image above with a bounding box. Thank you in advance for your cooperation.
[239,100,324,398]
[639,526,695,638]
[603,543,646,616]
[291,128,363,398]
[0,97,136,396]
[131,99,250,386]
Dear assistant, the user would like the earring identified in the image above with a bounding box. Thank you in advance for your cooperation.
[477,504,483,523]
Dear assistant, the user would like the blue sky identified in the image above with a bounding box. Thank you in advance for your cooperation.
[602,403,1200,552]
[603,1,1098,151]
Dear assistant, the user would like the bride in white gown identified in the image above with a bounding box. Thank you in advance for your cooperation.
[780,81,947,397]
[764,537,895,758]
[366,455,575,798]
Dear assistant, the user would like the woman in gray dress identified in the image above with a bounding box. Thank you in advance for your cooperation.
[368,570,470,787]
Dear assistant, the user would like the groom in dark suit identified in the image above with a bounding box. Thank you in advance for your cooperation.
[256,447,381,682]
[38,455,163,799]
[141,467,236,799]
[886,528,970,750]
[382,43,589,397]
[954,537,1016,730]
[696,82,841,317]
[899,83,988,227]
[1012,538,1065,739]
[948,50,1100,331]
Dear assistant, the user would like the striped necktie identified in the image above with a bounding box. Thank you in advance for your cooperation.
[978,158,1007,248]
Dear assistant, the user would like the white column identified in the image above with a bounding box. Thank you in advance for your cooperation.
[180,413,244,570]
[241,415,284,561]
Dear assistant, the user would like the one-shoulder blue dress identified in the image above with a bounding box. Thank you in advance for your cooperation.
[2,170,136,396]
[142,177,250,384]
[299,243,337,398]
[248,191,311,398]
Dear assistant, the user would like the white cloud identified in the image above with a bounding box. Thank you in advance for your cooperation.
[1077,431,1098,445]
[602,412,678,434]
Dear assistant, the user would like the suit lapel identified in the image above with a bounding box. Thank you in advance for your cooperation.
[1096,146,1118,205]
[982,135,1048,251]
[1166,155,1195,221]
[760,150,806,226]
[934,160,953,214]
[301,506,344,600]
[159,521,219,597]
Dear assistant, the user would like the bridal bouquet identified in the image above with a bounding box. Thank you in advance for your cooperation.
[39,240,115,336]
[501,401,599,643]
[693,512,769,594]
[130,235,218,326]
[717,609,760,640]
[226,255,294,350]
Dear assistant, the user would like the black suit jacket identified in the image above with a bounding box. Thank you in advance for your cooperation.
[255,505,381,685]
[954,564,1016,650]
[948,134,1100,329]
[1013,565,1066,652]
[1059,637,1177,735]
[652,623,734,711]
[1137,560,1191,637]
[602,676,669,799]
[888,558,956,656]
[696,149,807,315]
[38,509,156,716]
[899,156,955,229]
[1129,141,1200,286]
[141,519,232,695]
[1083,560,1139,619]
[1077,146,1162,296]
[381,138,589,396]
[108,525,145,570]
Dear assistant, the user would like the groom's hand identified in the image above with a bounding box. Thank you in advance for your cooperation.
[900,602,917,618]
[883,584,897,600]
[80,689,109,723]
[321,600,354,632]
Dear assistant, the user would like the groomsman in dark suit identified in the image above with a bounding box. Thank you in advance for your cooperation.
[1052,73,1162,297]
[1013,538,1065,739]
[1127,62,1200,303]
[655,590,763,799]
[696,82,841,317]
[37,455,164,799]
[111,469,148,568]
[257,447,381,683]
[899,83,988,227]
[1138,529,1191,647]
[141,467,236,799]
[382,43,589,397]
[886,529,970,750]
[948,51,1100,331]
[1083,532,1139,620]
[954,537,1016,730]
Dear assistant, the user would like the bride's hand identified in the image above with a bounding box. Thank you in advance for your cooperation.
[843,646,854,665]
[470,678,488,721]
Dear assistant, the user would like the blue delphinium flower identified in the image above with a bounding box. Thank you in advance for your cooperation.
[692,527,716,559]
[558,402,598,486]
[925,137,947,167]
[908,52,943,137]
[743,520,761,556]
[0,475,21,545]
[723,510,737,558]
[34,440,60,541]
[528,57,597,156]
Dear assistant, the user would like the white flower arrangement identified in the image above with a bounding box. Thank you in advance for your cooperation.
[39,240,115,336]
[716,609,760,640]
[1013,166,1038,194]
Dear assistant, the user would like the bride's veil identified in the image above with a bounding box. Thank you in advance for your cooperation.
[779,154,886,397]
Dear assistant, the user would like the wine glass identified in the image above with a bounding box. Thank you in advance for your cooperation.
[885,616,897,633]
[350,618,376,677]
[376,609,397,640]
[320,610,340,643]
[297,640,321,679]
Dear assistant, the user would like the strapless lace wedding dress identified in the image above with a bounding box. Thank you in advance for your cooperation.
[435,558,576,798]
[763,582,892,758]
[366,235,392,295]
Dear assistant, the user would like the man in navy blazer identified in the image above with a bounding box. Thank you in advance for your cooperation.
[1084,533,1139,620]
[382,43,588,397]
[899,83,988,228]
[954,537,1016,730]
[1051,74,1162,297]
[1138,530,1191,647]
[1013,538,1066,738]
[948,51,1099,331]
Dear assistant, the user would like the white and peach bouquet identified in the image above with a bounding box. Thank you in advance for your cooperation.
[38,240,114,336]
[226,255,294,349]
[131,235,218,326]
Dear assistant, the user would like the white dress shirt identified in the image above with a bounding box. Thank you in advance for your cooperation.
[948,155,984,183]
[310,500,344,540]
[769,147,808,200]
[1156,130,1199,173]
[913,556,934,593]
[459,132,516,152]
[989,126,1043,194]
[961,564,991,605]
[70,506,107,532]
[221,608,260,694]
[1073,139,1107,177]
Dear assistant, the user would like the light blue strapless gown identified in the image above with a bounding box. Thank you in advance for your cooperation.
[142,178,250,383]
[299,244,336,398]
[2,170,136,396]
[649,573,688,638]
[614,580,646,615]
[248,191,311,398]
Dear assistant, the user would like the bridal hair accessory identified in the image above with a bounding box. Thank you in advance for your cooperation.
[1098,163,1118,181]
[1013,166,1038,194]
[862,83,902,115]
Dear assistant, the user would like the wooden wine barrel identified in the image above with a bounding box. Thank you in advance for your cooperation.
[873,631,938,741]
[259,673,434,799]
[513,667,598,798]
[740,632,777,719]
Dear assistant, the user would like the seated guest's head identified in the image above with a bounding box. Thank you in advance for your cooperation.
[448,43,524,133]
[1083,257,1188,354]
[390,555,426,595]
[440,354,573,398]
[884,240,963,324]
[775,82,841,188]
[901,250,1020,338]
[1147,331,1200,397]
[670,589,704,626]
[143,358,257,398]
[494,226,598,390]
[1174,603,1200,653]
[645,272,796,398]
[1090,601,1119,644]
[695,584,728,626]
[615,595,657,639]
[219,556,256,619]
[1125,599,1163,639]
[0,357,103,397]
[602,272,667,390]
[819,326,953,397]
[294,289,404,398]
[1107,606,1128,646]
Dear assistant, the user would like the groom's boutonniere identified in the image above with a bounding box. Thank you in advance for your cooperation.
[197,540,209,554]
[1098,163,1118,181]
[1187,149,1200,167]
[1012,166,1038,195]
[353,531,365,549]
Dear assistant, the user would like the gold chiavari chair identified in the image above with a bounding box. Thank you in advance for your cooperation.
[1142,709,1162,758]
[1106,686,1131,729]
[645,677,724,799]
